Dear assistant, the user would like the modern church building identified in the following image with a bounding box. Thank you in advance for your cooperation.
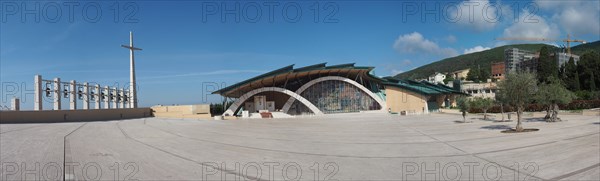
[213,63,464,117]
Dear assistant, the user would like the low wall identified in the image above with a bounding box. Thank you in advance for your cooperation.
[440,108,600,117]
[582,109,600,116]
[0,108,152,124]
[151,104,212,119]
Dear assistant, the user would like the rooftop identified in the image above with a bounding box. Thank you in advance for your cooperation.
[213,63,465,97]
[212,63,382,97]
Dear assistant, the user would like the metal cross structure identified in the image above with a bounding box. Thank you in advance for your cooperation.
[33,75,130,111]
[121,31,142,109]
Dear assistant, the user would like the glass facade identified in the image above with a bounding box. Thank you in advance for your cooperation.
[288,80,381,114]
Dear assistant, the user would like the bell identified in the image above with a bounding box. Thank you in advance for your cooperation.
[78,90,83,100]
[90,91,95,100]
[44,82,52,97]
[45,87,51,97]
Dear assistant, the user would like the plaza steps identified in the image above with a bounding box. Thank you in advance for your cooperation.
[247,112,294,119]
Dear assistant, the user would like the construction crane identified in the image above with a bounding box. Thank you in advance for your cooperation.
[496,34,587,54]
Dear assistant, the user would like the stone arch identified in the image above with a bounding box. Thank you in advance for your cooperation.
[222,87,323,116]
[281,76,386,113]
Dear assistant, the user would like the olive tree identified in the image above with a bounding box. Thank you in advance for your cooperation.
[471,97,494,120]
[497,72,538,131]
[495,90,508,121]
[456,96,470,122]
[535,77,575,122]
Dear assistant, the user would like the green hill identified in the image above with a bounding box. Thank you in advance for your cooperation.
[394,41,599,80]
[571,40,600,55]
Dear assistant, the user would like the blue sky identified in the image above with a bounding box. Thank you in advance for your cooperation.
[1,0,599,109]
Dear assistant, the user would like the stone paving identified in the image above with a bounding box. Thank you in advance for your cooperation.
[1,113,599,180]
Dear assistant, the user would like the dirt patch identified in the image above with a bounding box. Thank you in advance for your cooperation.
[481,125,512,130]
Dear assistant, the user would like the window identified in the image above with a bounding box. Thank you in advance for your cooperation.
[290,80,381,114]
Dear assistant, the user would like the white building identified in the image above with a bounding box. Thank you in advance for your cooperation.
[505,48,579,74]
[461,81,497,99]
[504,48,537,74]
[428,72,446,84]
[556,52,580,67]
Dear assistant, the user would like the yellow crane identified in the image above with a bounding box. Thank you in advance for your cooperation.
[496,34,587,54]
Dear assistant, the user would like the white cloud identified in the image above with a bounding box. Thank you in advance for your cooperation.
[535,1,586,10]
[554,7,600,35]
[534,0,599,35]
[393,32,458,58]
[463,46,491,54]
[448,0,504,32]
[501,9,561,42]
[445,35,457,43]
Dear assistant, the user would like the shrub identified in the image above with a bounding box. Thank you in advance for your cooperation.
[559,100,600,110]
[575,91,600,100]
[525,104,546,112]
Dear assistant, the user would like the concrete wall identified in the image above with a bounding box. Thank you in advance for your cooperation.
[0,108,152,124]
[384,86,427,114]
[582,109,600,116]
[151,104,211,119]
[151,104,209,114]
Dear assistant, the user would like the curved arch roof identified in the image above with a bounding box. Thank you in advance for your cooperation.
[213,63,384,97]
[213,63,464,98]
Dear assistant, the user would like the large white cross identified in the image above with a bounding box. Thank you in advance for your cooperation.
[121,31,142,108]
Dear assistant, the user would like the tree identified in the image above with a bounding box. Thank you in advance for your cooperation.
[559,64,565,80]
[479,68,490,83]
[456,96,470,122]
[536,46,558,83]
[590,72,597,91]
[210,100,234,116]
[577,51,600,91]
[469,98,481,114]
[443,73,455,84]
[535,77,575,122]
[466,67,480,83]
[495,89,508,121]
[470,97,493,120]
[562,57,580,91]
[465,65,490,83]
[497,72,538,131]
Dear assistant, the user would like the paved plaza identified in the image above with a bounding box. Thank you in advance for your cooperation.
[1,113,599,180]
